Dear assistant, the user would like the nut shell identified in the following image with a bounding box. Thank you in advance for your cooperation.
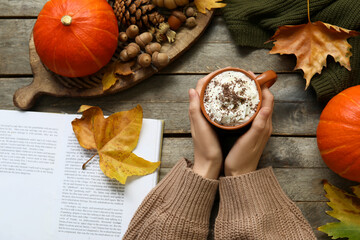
[135,32,153,49]
[145,42,162,55]
[137,53,152,67]
[152,52,169,68]
[126,25,139,39]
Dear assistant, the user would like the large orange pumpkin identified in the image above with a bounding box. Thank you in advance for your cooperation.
[317,86,360,182]
[33,0,118,77]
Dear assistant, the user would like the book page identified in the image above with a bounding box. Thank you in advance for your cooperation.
[0,110,163,240]
[56,118,163,239]
[0,111,69,239]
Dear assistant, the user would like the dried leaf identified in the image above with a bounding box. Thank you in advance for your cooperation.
[71,105,160,184]
[269,21,359,89]
[114,61,135,76]
[102,62,118,91]
[102,61,136,91]
[318,180,360,240]
[194,0,226,14]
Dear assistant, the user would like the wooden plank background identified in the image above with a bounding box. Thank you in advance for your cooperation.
[0,4,356,239]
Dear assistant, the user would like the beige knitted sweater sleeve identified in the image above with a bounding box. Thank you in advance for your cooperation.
[122,158,219,240]
[215,167,316,239]
[123,159,316,239]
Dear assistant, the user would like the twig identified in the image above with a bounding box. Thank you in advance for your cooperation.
[82,154,97,170]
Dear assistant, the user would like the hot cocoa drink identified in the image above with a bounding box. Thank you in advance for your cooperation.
[203,71,260,126]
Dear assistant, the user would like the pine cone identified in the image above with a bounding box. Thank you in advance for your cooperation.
[114,0,165,30]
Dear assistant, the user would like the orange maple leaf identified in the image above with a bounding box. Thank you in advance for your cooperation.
[194,0,226,14]
[268,2,359,89]
[71,105,160,184]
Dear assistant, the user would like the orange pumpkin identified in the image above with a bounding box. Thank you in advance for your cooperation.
[33,0,118,77]
[317,86,360,182]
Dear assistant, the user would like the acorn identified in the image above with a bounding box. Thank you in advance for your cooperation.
[168,11,186,31]
[145,42,162,55]
[185,17,197,28]
[137,53,152,67]
[152,52,169,68]
[126,25,139,39]
[185,7,196,17]
[119,32,128,42]
[135,32,153,49]
[126,42,140,58]
[120,49,130,61]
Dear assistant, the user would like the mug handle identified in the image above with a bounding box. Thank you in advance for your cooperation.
[255,70,277,88]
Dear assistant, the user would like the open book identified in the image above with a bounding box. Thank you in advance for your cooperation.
[0,110,164,239]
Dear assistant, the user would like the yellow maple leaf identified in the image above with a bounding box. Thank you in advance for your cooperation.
[318,180,360,240]
[194,0,226,14]
[71,105,160,184]
[268,1,359,89]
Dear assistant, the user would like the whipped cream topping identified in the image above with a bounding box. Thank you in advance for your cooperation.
[203,71,260,126]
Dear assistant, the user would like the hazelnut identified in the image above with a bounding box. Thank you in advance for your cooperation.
[185,17,197,28]
[126,25,139,38]
[137,53,152,67]
[168,11,186,31]
[119,32,128,42]
[152,52,169,68]
[185,7,196,17]
[135,32,153,49]
[145,42,162,55]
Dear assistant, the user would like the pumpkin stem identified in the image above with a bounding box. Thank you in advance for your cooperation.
[61,15,72,26]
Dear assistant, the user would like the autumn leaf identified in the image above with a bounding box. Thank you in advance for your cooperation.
[71,105,160,184]
[102,61,135,91]
[194,0,226,14]
[318,180,360,240]
[268,1,360,89]
[114,60,135,76]
[102,62,117,91]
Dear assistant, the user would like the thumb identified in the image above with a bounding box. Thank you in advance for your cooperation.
[188,88,202,120]
[249,107,272,135]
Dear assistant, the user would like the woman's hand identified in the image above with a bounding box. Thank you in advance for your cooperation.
[224,86,274,176]
[188,75,223,179]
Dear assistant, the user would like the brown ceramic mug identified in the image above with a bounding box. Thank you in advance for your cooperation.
[200,67,277,130]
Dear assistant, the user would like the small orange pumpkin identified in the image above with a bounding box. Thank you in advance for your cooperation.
[317,86,360,182]
[33,0,118,77]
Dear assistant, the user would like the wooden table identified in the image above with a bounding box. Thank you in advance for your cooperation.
[0,3,356,239]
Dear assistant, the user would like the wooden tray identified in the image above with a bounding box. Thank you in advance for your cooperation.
[13,11,214,110]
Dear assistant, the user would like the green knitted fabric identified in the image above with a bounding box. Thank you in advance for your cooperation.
[222,0,360,102]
